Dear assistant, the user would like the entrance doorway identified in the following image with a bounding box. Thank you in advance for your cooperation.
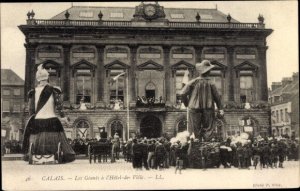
[110,120,123,138]
[146,90,155,99]
[140,115,162,138]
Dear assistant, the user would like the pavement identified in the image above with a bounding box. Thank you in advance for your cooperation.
[2,158,299,190]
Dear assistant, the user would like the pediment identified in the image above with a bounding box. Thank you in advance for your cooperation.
[41,60,62,69]
[104,60,130,69]
[72,59,96,69]
[211,60,227,70]
[171,60,194,70]
[137,60,163,71]
[234,61,258,70]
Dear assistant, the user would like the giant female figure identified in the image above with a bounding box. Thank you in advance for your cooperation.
[22,64,75,163]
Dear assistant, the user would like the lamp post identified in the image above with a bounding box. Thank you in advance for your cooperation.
[126,71,130,141]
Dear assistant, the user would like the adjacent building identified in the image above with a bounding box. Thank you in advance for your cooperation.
[18,2,273,141]
[1,69,25,141]
[269,72,299,139]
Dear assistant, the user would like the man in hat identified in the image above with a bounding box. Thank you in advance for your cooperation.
[179,60,224,141]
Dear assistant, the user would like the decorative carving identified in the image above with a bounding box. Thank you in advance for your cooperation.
[227,14,231,23]
[98,11,103,20]
[106,47,128,53]
[139,47,161,54]
[196,12,201,22]
[72,46,95,53]
[38,45,61,53]
[137,60,163,71]
[132,2,167,21]
[172,47,193,54]
[104,60,130,69]
[258,14,264,24]
[65,10,70,20]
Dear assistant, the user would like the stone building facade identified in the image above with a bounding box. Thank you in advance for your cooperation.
[1,69,25,141]
[19,2,273,140]
[269,72,299,139]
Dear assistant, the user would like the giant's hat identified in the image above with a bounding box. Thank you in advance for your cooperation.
[195,60,215,74]
[36,64,49,82]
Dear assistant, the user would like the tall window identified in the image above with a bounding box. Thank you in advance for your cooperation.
[276,110,279,123]
[240,76,254,103]
[285,108,289,122]
[13,103,21,112]
[13,89,21,96]
[280,109,284,122]
[47,68,60,86]
[2,100,10,112]
[109,70,125,103]
[76,70,92,104]
[207,70,223,99]
[175,70,185,103]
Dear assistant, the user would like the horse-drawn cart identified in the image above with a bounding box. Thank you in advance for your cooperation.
[88,142,112,164]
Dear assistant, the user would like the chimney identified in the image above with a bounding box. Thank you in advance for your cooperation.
[281,77,293,87]
[271,82,282,91]
[292,72,299,82]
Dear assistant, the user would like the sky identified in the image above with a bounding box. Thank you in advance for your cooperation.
[1,1,298,87]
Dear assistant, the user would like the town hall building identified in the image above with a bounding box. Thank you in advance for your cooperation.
[19,2,273,141]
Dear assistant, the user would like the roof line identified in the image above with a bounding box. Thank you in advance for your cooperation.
[70,5,217,10]
[51,6,73,20]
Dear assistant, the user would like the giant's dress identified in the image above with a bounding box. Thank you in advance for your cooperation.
[22,84,75,163]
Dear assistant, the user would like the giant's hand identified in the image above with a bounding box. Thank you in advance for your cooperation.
[219,110,224,116]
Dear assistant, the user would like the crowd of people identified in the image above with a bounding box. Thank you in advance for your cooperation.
[120,133,299,172]
[136,96,165,107]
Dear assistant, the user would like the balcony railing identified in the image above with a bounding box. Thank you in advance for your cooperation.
[26,19,265,29]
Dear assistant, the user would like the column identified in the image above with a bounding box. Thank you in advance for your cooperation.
[63,44,71,103]
[163,45,171,106]
[24,43,37,102]
[227,46,235,102]
[96,45,105,107]
[129,45,138,106]
[194,45,203,63]
[257,46,268,101]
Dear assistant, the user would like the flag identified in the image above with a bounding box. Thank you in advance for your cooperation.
[182,70,189,86]
[113,72,126,81]
[110,72,126,85]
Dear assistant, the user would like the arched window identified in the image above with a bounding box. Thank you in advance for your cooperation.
[177,120,187,133]
[75,120,90,139]
[110,120,123,138]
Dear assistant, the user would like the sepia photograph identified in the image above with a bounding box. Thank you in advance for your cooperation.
[1,1,299,190]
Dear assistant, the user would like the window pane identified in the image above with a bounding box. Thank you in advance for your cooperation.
[76,75,92,103]
[13,89,21,96]
[3,89,10,95]
[240,76,253,89]
[208,76,222,95]
[110,70,125,101]
[3,101,10,111]
[13,103,21,112]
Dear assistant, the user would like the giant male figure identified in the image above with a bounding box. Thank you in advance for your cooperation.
[179,60,224,141]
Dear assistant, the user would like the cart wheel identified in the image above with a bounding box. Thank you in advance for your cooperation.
[57,142,62,164]
[29,143,33,165]
[88,145,92,164]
